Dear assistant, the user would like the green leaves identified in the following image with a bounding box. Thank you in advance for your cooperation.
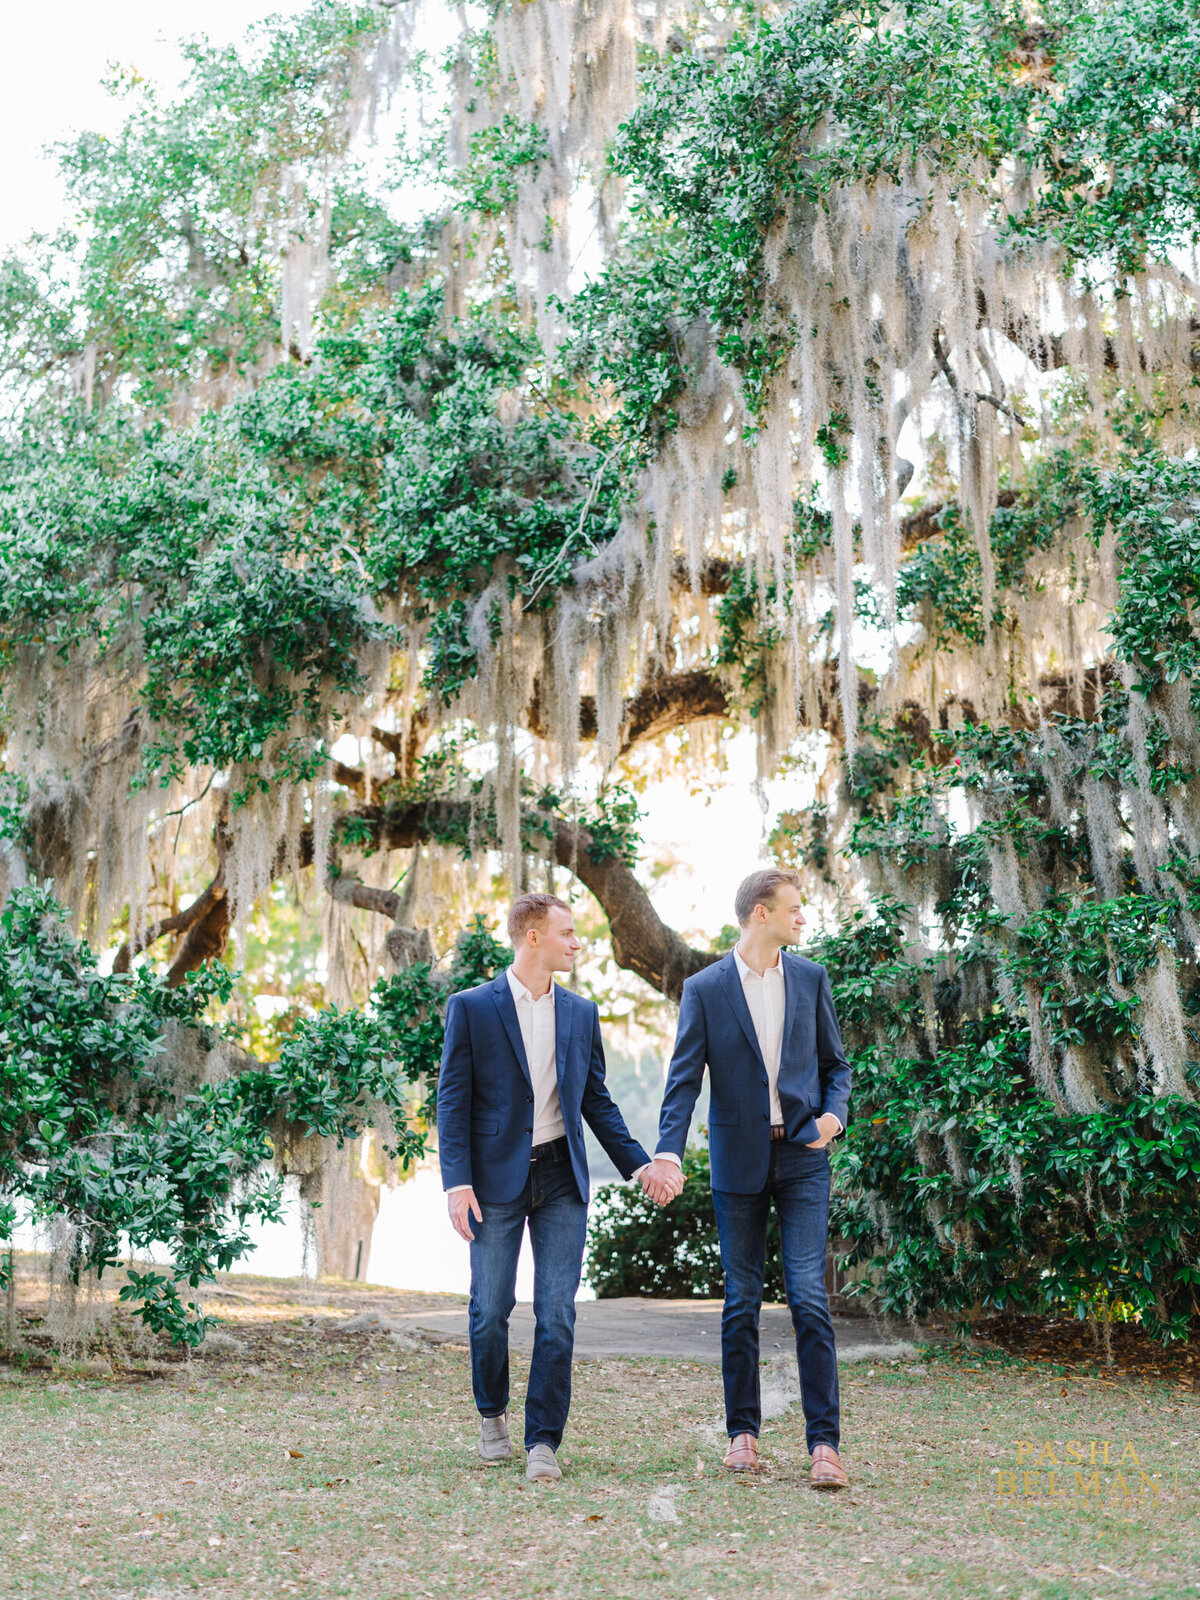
[1096,454,1200,694]
[1008,0,1200,272]
[582,786,643,867]
[40,2,392,409]
[790,430,1200,1339]
[0,281,629,799]
[453,115,549,218]
[0,884,501,1345]
[570,0,1013,431]
[810,688,1200,1336]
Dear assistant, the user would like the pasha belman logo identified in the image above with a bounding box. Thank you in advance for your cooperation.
[987,1437,1162,1511]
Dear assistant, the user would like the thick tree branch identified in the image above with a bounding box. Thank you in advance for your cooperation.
[899,490,1019,550]
[137,795,711,1001]
[166,891,233,987]
[332,760,368,794]
[525,667,732,755]
[329,876,401,919]
[672,554,736,596]
[365,800,715,999]
[977,287,1200,374]
[330,670,736,803]
[112,869,227,974]
[549,816,716,998]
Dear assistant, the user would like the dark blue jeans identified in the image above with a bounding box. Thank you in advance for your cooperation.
[468,1138,588,1451]
[712,1140,839,1453]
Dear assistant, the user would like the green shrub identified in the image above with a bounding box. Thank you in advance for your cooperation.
[585,1145,785,1300]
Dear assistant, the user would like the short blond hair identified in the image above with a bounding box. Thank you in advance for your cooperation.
[508,892,571,944]
[734,868,803,926]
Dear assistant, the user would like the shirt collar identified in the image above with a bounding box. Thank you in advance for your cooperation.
[733,945,783,983]
[506,965,555,1005]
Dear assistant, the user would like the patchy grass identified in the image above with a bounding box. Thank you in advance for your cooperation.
[1,1274,1198,1599]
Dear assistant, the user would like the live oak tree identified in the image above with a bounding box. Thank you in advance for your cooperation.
[4,0,1200,1342]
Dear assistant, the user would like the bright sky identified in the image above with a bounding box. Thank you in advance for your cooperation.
[0,3,315,252]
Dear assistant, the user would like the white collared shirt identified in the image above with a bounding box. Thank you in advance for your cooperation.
[733,944,786,1124]
[506,966,566,1146]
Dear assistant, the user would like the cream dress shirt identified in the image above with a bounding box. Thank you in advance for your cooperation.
[506,966,566,1146]
[732,944,787,1122]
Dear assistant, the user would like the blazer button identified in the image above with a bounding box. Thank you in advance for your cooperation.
[762,1113,769,1121]
[524,1126,533,1134]
[761,1079,768,1088]
[526,1095,534,1103]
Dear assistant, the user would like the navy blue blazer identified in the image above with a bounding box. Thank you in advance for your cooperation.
[657,950,852,1194]
[437,971,651,1205]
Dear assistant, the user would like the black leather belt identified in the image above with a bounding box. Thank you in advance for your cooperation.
[531,1135,569,1161]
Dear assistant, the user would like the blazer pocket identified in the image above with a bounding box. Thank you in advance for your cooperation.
[470,1119,499,1137]
[707,1108,740,1126]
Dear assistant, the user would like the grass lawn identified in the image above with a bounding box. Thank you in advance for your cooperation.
[1,1273,1198,1600]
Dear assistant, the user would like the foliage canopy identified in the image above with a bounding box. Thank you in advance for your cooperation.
[4,0,1200,1339]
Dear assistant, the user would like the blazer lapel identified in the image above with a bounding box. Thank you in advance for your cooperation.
[718,953,766,1069]
[782,950,801,1051]
[491,971,533,1091]
[554,984,574,1093]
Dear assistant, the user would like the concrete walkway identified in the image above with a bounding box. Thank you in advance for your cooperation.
[386,1297,925,1364]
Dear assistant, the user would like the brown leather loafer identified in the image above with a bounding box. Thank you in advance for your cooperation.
[810,1443,849,1490]
[722,1433,761,1472]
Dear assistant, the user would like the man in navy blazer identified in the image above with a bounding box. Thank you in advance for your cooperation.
[438,892,669,1482]
[641,868,853,1488]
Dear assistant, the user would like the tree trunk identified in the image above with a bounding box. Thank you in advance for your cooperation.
[306,1137,382,1281]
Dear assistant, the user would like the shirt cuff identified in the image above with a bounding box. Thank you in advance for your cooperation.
[652,1151,683,1168]
[632,1164,647,1180]
[445,1184,473,1194]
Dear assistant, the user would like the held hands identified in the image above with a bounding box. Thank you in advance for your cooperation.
[806,1113,842,1150]
[639,1158,685,1207]
[448,1187,483,1242]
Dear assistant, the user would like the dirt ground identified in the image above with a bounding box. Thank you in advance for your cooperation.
[2,1265,1198,1600]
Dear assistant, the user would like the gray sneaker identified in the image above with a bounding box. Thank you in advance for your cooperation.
[525,1443,561,1483]
[478,1413,511,1462]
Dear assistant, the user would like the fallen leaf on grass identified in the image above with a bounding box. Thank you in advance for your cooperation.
[288,1449,304,1459]
[586,1514,604,1523]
